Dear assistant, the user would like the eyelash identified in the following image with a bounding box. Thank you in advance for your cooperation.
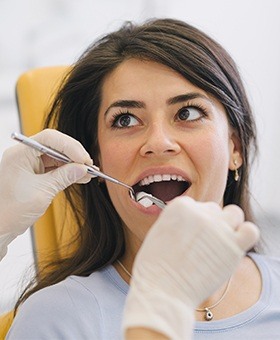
[110,110,138,129]
[110,104,209,129]
[176,103,208,120]
[192,103,208,116]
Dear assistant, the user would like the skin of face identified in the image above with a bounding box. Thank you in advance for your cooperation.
[98,58,242,260]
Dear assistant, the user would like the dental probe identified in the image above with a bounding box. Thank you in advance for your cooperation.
[136,192,166,209]
[11,132,166,209]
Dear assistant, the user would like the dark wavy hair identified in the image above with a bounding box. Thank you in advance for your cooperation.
[16,18,257,309]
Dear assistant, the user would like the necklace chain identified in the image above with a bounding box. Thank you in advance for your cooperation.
[196,276,232,321]
[117,260,132,278]
[117,259,232,321]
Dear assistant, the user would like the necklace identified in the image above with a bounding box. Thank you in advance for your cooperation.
[195,276,232,321]
[117,260,232,322]
[117,260,133,279]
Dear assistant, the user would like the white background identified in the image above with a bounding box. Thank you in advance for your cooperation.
[1,0,280,314]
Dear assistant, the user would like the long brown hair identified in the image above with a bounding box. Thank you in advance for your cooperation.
[16,18,257,309]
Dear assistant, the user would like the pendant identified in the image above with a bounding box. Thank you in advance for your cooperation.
[204,308,213,321]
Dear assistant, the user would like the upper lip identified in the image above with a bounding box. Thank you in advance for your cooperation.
[132,166,192,186]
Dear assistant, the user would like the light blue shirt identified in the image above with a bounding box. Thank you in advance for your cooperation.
[7,253,280,339]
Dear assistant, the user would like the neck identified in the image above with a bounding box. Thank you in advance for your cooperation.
[116,255,261,322]
[195,256,261,321]
[117,228,141,281]
[115,255,134,283]
[117,258,235,322]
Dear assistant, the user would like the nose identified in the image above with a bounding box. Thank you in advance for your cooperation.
[140,122,181,157]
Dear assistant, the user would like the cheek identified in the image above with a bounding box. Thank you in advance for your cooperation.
[98,137,135,177]
[188,130,231,202]
[187,127,230,164]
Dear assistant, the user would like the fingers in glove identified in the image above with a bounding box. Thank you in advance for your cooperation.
[199,201,222,215]
[32,129,93,165]
[222,204,245,229]
[41,154,65,172]
[235,221,260,252]
[38,163,90,198]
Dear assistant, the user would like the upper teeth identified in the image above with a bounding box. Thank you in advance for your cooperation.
[139,174,186,186]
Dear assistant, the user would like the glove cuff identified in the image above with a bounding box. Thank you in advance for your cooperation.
[0,232,17,260]
[123,286,194,340]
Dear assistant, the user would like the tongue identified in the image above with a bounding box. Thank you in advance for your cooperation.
[146,181,186,202]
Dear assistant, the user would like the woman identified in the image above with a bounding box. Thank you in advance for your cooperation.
[1,132,257,340]
[4,18,280,338]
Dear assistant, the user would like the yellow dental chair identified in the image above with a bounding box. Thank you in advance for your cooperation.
[0,65,78,338]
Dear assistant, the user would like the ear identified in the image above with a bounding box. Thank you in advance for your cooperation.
[228,131,243,170]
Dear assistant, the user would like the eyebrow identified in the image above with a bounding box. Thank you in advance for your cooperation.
[167,92,213,105]
[104,92,212,116]
[104,100,145,116]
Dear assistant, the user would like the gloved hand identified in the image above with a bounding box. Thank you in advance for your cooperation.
[0,129,93,259]
[123,197,260,339]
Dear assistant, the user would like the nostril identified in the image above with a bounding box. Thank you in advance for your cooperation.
[141,145,181,156]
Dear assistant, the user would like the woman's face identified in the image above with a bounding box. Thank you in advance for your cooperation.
[98,59,242,254]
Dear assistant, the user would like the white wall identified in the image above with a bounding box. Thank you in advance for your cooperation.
[1,0,280,314]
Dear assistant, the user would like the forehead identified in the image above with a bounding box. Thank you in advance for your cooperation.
[99,58,227,118]
[100,58,207,100]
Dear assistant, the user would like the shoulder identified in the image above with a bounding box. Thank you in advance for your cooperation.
[7,266,128,339]
[7,276,101,339]
[250,252,280,272]
[68,265,129,305]
[249,252,280,293]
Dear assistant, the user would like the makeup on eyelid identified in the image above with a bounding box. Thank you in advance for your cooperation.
[108,104,208,130]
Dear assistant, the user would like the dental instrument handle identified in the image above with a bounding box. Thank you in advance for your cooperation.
[11,132,166,208]
[11,132,73,163]
[11,132,134,194]
[85,166,133,191]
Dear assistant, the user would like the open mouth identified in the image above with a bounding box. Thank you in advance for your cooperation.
[132,174,191,203]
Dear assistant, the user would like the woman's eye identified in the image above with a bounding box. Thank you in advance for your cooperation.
[112,114,139,128]
[177,106,203,121]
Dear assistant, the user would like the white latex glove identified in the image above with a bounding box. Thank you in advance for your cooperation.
[0,129,93,260]
[123,197,260,340]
